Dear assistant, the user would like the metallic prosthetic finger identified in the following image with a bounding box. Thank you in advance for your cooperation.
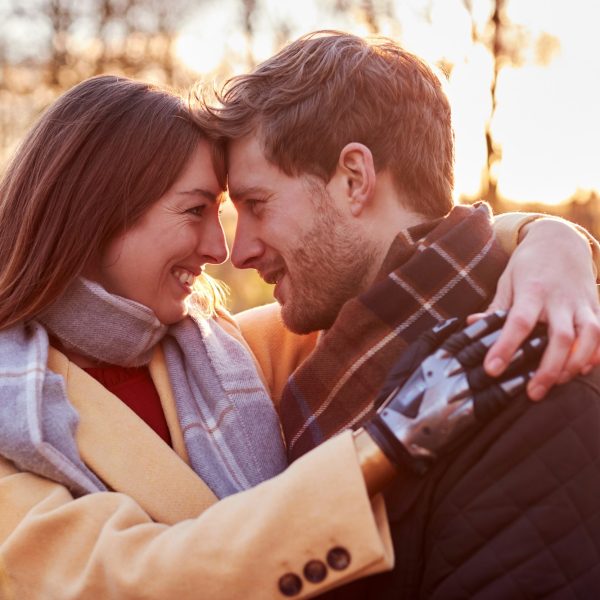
[372,316,464,409]
[440,310,507,356]
[466,334,547,391]
[473,371,534,422]
[367,312,546,476]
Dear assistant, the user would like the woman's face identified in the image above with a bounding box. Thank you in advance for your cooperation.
[90,141,228,324]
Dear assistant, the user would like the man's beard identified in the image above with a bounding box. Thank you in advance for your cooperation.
[280,196,380,334]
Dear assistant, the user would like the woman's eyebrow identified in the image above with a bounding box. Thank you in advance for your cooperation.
[177,188,221,203]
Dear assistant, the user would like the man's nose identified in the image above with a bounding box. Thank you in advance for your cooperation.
[231,218,264,269]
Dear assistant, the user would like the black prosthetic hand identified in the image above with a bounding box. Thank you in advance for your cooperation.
[364,311,547,476]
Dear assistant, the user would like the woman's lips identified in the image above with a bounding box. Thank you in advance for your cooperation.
[172,267,200,291]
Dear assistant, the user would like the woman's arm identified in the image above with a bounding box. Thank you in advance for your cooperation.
[238,214,600,405]
[0,432,392,600]
[488,213,600,399]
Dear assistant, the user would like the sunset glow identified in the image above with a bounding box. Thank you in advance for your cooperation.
[175,0,600,206]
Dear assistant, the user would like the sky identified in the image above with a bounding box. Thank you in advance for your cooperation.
[175,0,600,205]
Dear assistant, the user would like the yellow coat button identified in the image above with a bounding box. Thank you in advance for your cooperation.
[303,559,327,583]
[278,573,303,596]
[327,547,351,571]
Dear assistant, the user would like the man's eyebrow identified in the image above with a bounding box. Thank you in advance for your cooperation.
[227,185,268,202]
[177,189,225,204]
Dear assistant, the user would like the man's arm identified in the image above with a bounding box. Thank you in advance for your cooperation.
[488,213,600,399]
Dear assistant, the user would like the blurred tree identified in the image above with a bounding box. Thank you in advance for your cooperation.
[93,0,135,76]
[463,0,507,209]
[1,0,199,88]
[462,0,559,210]
[331,0,395,34]
[0,0,203,164]
[44,0,77,86]
[241,0,257,68]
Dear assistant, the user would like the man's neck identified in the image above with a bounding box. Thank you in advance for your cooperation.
[360,171,429,289]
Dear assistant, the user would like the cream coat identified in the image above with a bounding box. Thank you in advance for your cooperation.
[0,342,392,600]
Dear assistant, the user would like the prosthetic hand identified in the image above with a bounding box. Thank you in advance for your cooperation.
[363,311,547,478]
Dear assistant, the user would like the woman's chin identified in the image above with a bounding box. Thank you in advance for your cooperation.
[153,301,189,326]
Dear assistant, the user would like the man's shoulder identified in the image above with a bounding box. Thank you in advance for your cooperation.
[538,368,600,432]
[546,367,600,403]
[235,302,283,332]
[235,303,319,406]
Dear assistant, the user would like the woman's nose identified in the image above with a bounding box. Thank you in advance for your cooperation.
[200,220,229,265]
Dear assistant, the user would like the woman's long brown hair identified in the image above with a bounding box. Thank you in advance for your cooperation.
[0,75,226,329]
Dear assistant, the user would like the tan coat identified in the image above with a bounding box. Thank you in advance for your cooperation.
[0,342,392,599]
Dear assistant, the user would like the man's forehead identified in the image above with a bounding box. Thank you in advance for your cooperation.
[227,134,274,197]
[227,134,263,165]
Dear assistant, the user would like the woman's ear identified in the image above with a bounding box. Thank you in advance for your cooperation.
[337,143,376,216]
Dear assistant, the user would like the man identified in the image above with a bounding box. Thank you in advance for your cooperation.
[202,32,600,597]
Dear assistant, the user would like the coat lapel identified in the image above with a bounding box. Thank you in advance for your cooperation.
[148,345,191,464]
[47,348,217,524]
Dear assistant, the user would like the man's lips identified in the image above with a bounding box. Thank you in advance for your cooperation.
[258,267,288,303]
[259,268,286,285]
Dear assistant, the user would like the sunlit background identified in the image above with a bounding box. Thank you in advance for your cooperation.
[1,0,599,311]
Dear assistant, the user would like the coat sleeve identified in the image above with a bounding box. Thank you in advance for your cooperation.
[0,431,393,600]
[493,211,600,278]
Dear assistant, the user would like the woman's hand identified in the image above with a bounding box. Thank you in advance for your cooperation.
[470,218,600,400]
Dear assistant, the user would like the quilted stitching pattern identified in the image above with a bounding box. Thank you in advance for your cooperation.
[425,373,600,599]
[361,369,600,600]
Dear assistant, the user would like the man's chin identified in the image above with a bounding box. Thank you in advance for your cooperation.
[280,302,336,335]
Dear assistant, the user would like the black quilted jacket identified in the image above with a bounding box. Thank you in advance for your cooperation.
[325,369,600,599]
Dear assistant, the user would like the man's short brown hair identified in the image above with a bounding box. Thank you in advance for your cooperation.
[199,30,454,219]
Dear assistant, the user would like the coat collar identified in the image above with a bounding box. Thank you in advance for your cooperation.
[48,347,217,524]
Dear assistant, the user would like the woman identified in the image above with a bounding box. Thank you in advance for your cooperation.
[0,74,399,599]
[0,75,596,600]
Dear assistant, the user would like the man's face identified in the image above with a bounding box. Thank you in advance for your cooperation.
[228,134,378,334]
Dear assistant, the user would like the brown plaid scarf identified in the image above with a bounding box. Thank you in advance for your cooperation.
[280,203,509,462]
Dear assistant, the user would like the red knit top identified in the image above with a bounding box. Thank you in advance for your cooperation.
[85,365,172,446]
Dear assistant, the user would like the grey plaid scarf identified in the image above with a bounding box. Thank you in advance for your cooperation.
[0,278,286,498]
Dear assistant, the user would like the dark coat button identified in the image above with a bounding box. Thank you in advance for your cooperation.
[303,559,328,583]
[278,573,303,596]
[327,547,351,571]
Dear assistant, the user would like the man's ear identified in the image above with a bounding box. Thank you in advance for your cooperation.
[336,143,376,216]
